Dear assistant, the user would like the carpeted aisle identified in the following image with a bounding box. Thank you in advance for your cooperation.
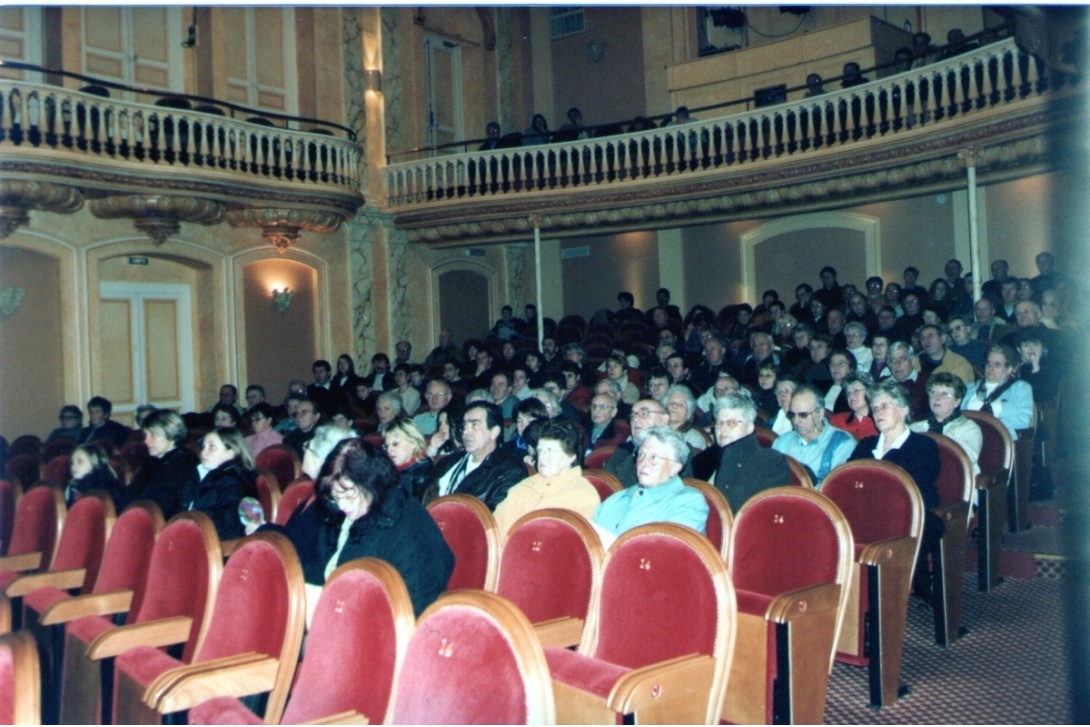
[825,573,1073,724]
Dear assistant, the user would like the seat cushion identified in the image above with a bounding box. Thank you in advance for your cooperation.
[188,696,263,725]
[545,646,630,700]
[116,645,183,690]
[67,614,117,645]
[24,586,70,614]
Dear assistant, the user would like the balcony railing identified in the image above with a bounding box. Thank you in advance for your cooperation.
[0,81,363,197]
[383,38,1071,210]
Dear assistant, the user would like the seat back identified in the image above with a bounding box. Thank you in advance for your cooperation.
[925,433,974,511]
[280,559,413,725]
[255,467,282,524]
[0,631,39,725]
[786,455,815,488]
[962,410,1013,480]
[0,480,16,556]
[821,461,924,547]
[683,478,733,558]
[42,437,76,463]
[496,509,604,627]
[583,445,616,471]
[5,455,41,490]
[192,532,305,725]
[117,441,149,484]
[275,479,314,526]
[6,484,64,569]
[8,435,41,459]
[390,590,555,725]
[94,501,165,621]
[754,426,777,448]
[427,494,500,591]
[134,511,223,662]
[729,487,852,601]
[41,455,70,487]
[255,445,300,496]
[582,468,622,502]
[49,492,116,593]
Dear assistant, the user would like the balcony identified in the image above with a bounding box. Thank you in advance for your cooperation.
[384,39,1085,247]
[0,79,364,250]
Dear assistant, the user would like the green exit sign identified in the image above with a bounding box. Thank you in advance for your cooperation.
[129,257,149,265]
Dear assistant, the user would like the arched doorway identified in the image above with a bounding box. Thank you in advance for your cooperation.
[435,267,492,351]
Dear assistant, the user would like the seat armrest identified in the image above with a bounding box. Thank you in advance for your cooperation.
[6,567,86,597]
[533,616,584,649]
[301,711,369,725]
[40,589,134,625]
[934,501,970,527]
[606,653,714,715]
[87,615,193,659]
[858,536,917,566]
[151,653,277,714]
[0,552,42,573]
[975,472,1005,493]
[765,582,841,623]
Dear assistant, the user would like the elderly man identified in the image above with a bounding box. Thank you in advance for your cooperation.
[393,340,414,367]
[740,330,779,386]
[489,370,518,419]
[424,329,464,371]
[593,426,708,540]
[971,297,1008,342]
[413,379,452,436]
[917,324,974,385]
[886,341,930,421]
[425,402,527,510]
[710,393,791,512]
[283,398,321,458]
[696,371,741,426]
[594,377,632,421]
[1001,299,1066,360]
[771,384,854,485]
[690,334,734,394]
[583,394,627,457]
[604,399,690,486]
[77,396,132,449]
[910,372,982,476]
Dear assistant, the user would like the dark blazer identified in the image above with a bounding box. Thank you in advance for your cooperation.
[424,446,527,511]
[714,434,791,513]
[850,431,940,510]
[78,419,132,450]
[120,446,199,519]
[181,460,257,541]
[398,457,434,500]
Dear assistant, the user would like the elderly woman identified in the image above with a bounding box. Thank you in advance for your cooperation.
[244,402,283,457]
[754,362,780,418]
[843,321,873,373]
[374,391,404,434]
[302,424,362,481]
[769,377,800,435]
[662,384,707,451]
[383,418,433,499]
[183,427,258,540]
[121,409,199,518]
[828,372,877,439]
[492,418,600,538]
[849,380,942,599]
[311,438,454,616]
[911,372,982,475]
[869,334,892,381]
[824,349,857,413]
[961,344,1034,440]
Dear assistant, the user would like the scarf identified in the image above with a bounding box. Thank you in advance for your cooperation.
[976,377,1016,415]
[927,408,961,433]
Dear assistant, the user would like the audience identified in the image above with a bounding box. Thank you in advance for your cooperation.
[66,443,122,506]
[77,396,131,450]
[184,426,258,540]
[47,405,83,443]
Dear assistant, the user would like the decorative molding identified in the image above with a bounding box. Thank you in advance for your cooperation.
[227,207,344,254]
[0,180,83,238]
[90,195,226,244]
[476,8,496,51]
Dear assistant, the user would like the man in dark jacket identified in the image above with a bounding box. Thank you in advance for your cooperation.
[77,396,131,450]
[711,393,790,513]
[424,402,526,510]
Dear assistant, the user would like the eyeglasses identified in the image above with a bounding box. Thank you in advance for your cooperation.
[717,419,745,428]
[786,410,815,420]
[426,392,451,399]
[636,451,676,466]
[631,408,661,419]
[930,390,957,400]
[591,404,616,411]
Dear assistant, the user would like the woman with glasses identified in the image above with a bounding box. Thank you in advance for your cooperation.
[828,372,877,439]
[383,418,433,499]
[910,372,982,474]
[662,384,708,451]
[244,402,283,457]
[961,344,1034,440]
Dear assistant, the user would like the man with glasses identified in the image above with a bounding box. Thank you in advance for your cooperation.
[583,394,627,458]
[425,402,525,511]
[283,398,321,458]
[701,394,789,512]
[413,380,452,436]
[47,405,84,443]
[592,426,708,541]
[917,324,974,385]
[604,399,693,487]
[771,384,854,485]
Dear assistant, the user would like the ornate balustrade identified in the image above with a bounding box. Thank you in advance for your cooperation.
[0,81,364,247]
[384,39,1085,246]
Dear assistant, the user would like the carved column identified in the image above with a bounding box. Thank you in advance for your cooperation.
[504,243,527,311]
[346,214,377,368]
[347,208,412,363]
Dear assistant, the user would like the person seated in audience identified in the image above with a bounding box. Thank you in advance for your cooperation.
[603,398,671,486]
[504,397,549,461]
[849,380,942,599]
[510,364,533,401]
[134,405,157,428]
[663,384,707,452]
[522,113,550,146]
[207,384,245,415]
[824,349,857,413]
[996,277,1020,322]
[910,31,938,68]
[886,341,930,421]
[493,418,599,539]
[66,443,122,507]
[604,354,640,405]
[788,283,814,324]
[804,72,826,97]
[121,409,199,517]
[390,364,421,416]
[753,363,780,419]
[491,304,525,341]
[484,370,514,421]
[772,383,855,485]
[1018,335,1060,405]
[522,351,547,388]
[910,372,982,475]
[864,275,885,311]
[308,359,336,415]
[1040,289,1077,331]
[917,323,974,384]
[709,393,790,513]
[870,333,892,381]
[478,121,510,151]
[424,401,527,510]
[541,335,562,371]
[766,377,798,435]
[947,314,989,371]
[800,333,834,392]
[412,379,452,437]
[394,341,415,368]
[825,308,847,349]
[690,333,735,394]
[283,398,322,457]
[845,291,878,333]
[308,439,454,617]
[613,290,644,324]
[828,372,877,439]
[382,418,433,500]
[892,46,914,73]
[424,329,465,372]
[211,403,241,429]
[329,354,360,411]
[739,330,778,386]
[695,372,742,426]
[244,402,283,458]
[1030,251,1067,296]
[664,352,699,395]
[884,283,905,316]
[583,394,622,457]
[962,344,1034,440]
[374,391,404,435]
[840,61,868,88]
[560,343,596,388]
[244,385,266,414]
[891,292,925,343]
[426,408,462,461]
[182,427,258,541]
[1002,300,1067,363]
[77,396,132,451]
[47,405,83,443]
[901,266,927,303]
[783,323,812,373]
[351,377,379,423]
[942,28,978,58]
[843,321,873,371]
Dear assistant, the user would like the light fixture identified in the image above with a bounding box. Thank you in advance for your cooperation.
[0,286,25,316]
[272,287,294,313]
[364,69,383,94]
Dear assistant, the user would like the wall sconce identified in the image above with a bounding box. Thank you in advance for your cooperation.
[272,287,293,313]
[0,286,25,316]
[364,69,383,94]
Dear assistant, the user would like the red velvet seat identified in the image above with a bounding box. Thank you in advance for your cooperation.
[189,558,414,725]
[722,487,853,724]
[255,445,300,498]
[785,454,815,488]
[962,410,1012,591]
[754,426,777,449]
[684,477,733,559]
[254,467,281,525]
[112,531,305,724]
[390,589,555,724]
[59,511,222,724]
[822,460,924,708]
[427,494,500,591]
[923,433,974,647]
[545,523,737,724]
[8,435,41,459]
[583,445,616,471]
[4,455,41,490]
[0,485,66,599]
[582,468,622,502]
[495,509,604,649]
[0,479,17,556]
[0,630,40,725]
[41,455,70,487]
[275,479,314,526]
[42,437,77,463]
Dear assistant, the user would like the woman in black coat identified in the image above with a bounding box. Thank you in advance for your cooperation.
[121,409,199,518]
[183,427,256,540]
[382,419,434,499]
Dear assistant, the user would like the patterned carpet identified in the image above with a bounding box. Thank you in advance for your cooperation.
[825,573,1073,724]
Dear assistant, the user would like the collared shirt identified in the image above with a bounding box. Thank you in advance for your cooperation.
[771,422,855,485]
[593,475,708,536]
[871,428,911,459]
[437,454,483,497]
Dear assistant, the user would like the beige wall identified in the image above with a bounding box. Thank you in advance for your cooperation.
[561,230,660,316]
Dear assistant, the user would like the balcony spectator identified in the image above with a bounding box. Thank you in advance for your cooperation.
[804,72,826,97]
[522,113,550,146]
[910,32,939,68]
[840,61,868,88]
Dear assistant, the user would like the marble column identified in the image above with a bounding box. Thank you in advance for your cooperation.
[347,208,412,363]
[504,243,526,311]
[494,9,517,136]
[346,214,377,367]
